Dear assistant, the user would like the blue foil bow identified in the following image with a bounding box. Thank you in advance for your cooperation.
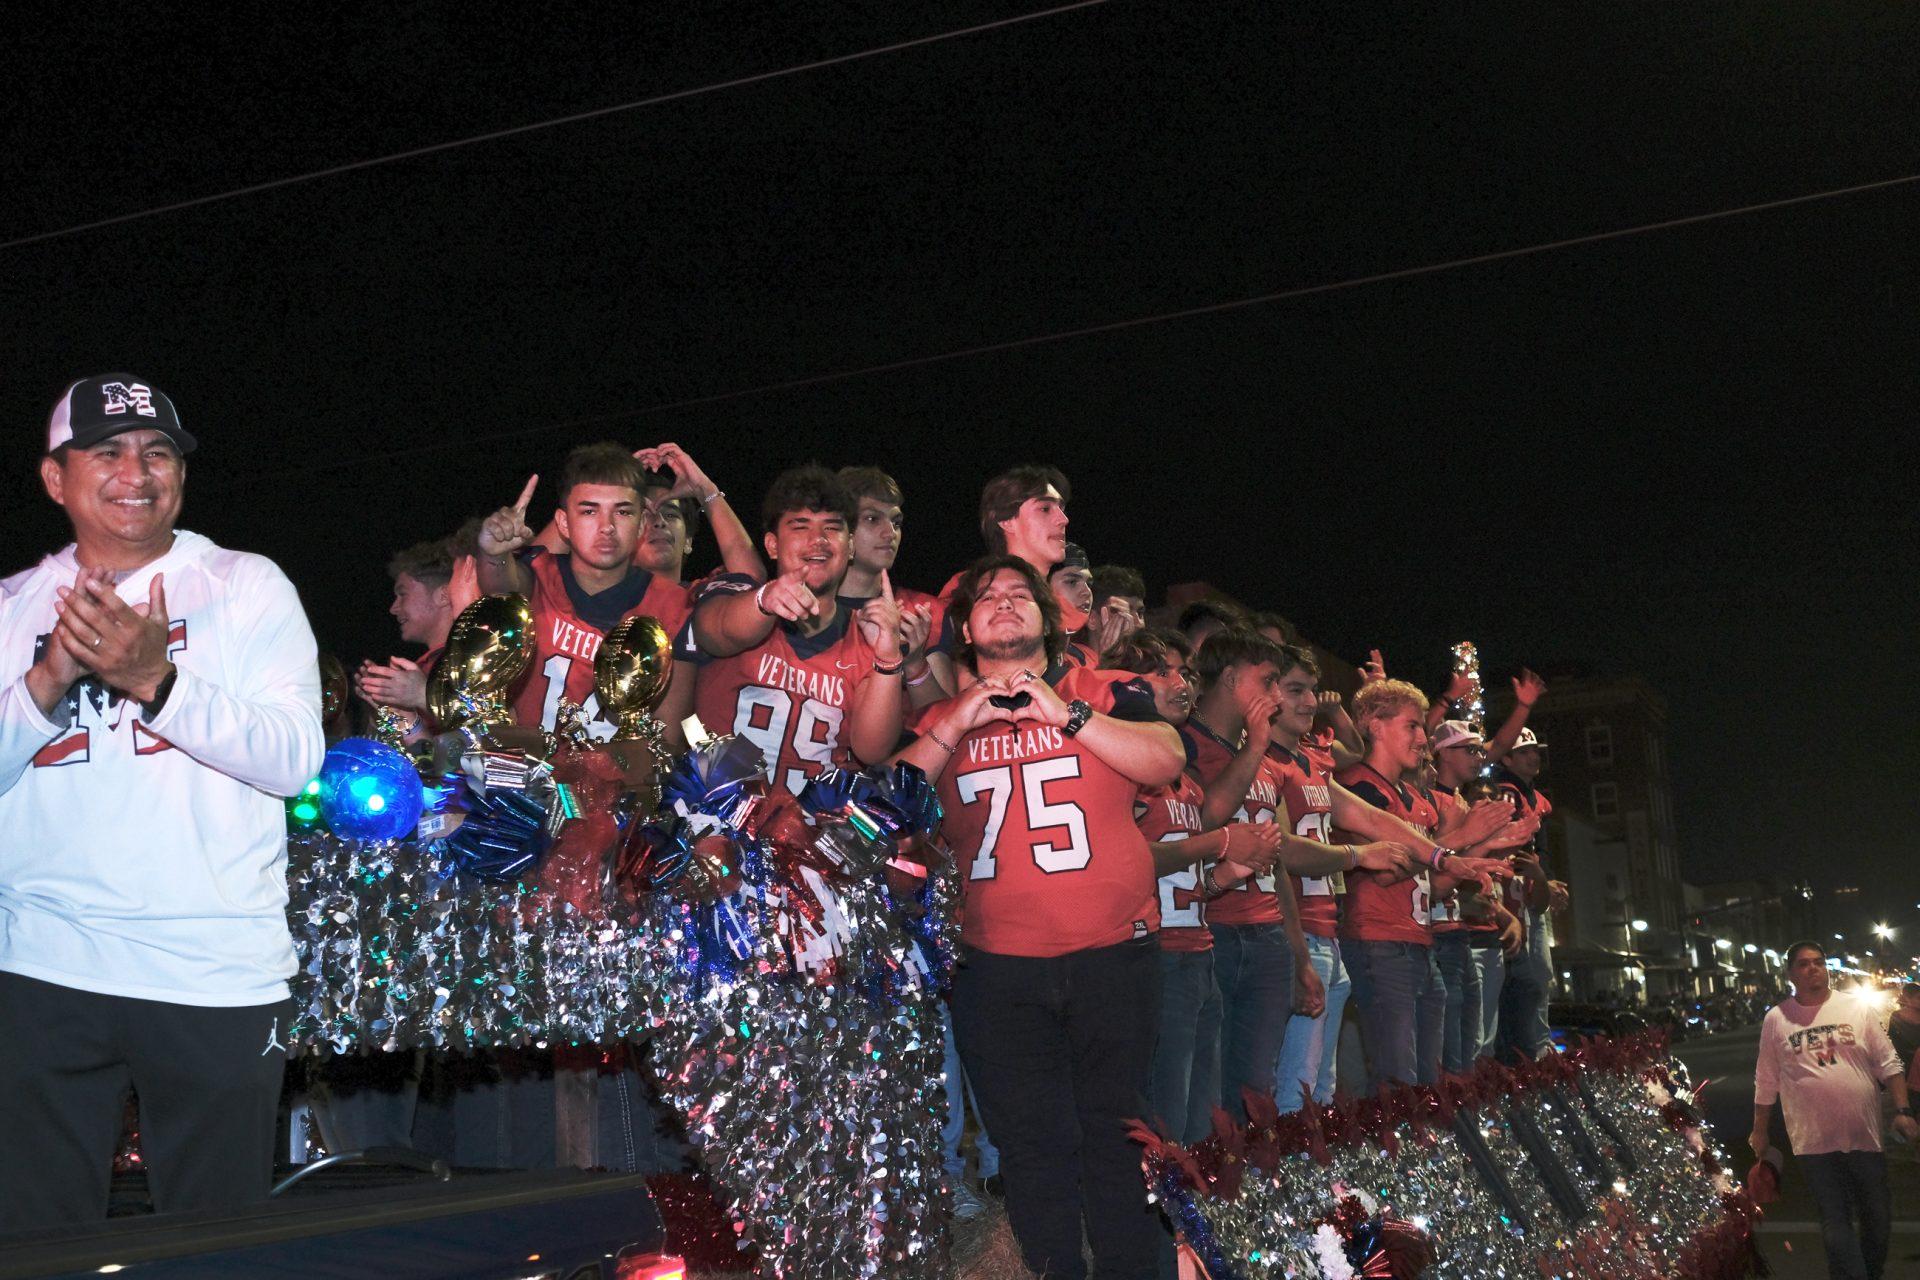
[443,786,550,882]
[660,734,769,829]
[798,763,941,842]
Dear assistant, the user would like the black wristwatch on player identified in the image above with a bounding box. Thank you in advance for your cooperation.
[1061,699,1093,737]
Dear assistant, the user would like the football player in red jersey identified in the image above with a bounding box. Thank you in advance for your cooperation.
[834,466,946,708]
[530,441,764,586]
[1454,774,1526,1060]
[1428,720,1491,1072]
[1269,644,1413,1111]
[1111,629,1278,1143]
[1491,728,1558,1060]
[659,466,907,794]
[893,555,1181,1280]
[476,444,695,737]
[926,465,1071,692]
[1334,680,1520,1087]
[1192,632,1417,1115]
[1248,611,1364,764]
[1184,628,1304,1118]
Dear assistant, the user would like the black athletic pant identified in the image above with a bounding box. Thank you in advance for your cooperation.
[950,937,1163,1280]
[0,972,292,1233]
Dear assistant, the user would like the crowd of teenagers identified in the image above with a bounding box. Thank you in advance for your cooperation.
[346,440,1565,1276]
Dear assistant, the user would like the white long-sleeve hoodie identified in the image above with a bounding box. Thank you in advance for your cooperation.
[0,531,324,1005]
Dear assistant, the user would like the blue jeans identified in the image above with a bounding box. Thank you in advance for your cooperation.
[1473,944,1506,1060]
[1800,1150,1891,1280]
[1432,931,1480,1075]
[1275,935,1350,1111]
[1148,949,1222,1144]
[941,1000,999,1181]
[1498,912,1552,1060]
[1208,922,1295,1120]
[1345,939,1444,1088]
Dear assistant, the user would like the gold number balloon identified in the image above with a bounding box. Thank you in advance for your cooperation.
[426,594,535,731]
[593,615,674,741]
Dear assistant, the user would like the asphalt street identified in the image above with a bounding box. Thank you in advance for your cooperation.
[1675,1024,1920,1279]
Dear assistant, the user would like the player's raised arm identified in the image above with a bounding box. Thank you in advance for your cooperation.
[644,442,765,582]
[690,566,807,657]
[847,571,908,765]
[476,473,538,597]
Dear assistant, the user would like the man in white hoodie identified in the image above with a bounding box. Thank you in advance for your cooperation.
[0,374,324,1230]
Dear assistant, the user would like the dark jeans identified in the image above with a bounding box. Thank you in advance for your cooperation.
[1147,948,1221,1144]
[1471,943,1506,1060]
[1345,939,1444,1088]
[1208,922,1294,1120]
[1496,921,1552,1061]
[1799,1150,1891,1280]
[0,971,291,1232]
[951,938,1162,1280]
[1432,931,1480,1074]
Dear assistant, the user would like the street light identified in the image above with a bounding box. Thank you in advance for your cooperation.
[1714,938,1732,950]
[1630,919,1649,933]
[1874,923,1895,940]
[1743,944,1758,954]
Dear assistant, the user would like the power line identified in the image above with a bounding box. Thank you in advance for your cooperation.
[206,169,1918,487]
[0,1,1108,253]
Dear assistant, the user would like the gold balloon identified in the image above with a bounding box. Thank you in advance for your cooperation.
[594,615,673,741]
[426,594,535,730]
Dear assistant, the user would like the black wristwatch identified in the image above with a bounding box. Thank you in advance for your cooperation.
[1061,698,1094,738]
[142,665,178,720]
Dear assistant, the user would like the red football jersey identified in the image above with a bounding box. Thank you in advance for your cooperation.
[1136,770,1211,953]
[1182,719,1286,927]
[1334,762,1438,945]
[682,577,880,795]
[1277,741,1341,939]
[1423,784,1468,933]
[508,553,692,735]
[1060,639,1097,670]
[939,665,1163,957]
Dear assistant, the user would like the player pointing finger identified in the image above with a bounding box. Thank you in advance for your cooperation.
[479,474,539,558]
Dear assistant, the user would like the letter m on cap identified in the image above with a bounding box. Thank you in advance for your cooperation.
[100,381,156,418]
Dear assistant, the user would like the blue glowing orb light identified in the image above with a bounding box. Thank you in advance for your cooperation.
[317,737,425,842]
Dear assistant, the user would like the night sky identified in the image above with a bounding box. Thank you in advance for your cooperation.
[4,3,1915,901]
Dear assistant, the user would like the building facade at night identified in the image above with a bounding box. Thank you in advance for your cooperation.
[1495,674,1698,1000]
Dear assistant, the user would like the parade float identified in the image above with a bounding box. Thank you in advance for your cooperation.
[286,597,1760,1279]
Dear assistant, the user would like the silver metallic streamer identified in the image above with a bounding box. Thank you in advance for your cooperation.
[286,830,959,1278]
